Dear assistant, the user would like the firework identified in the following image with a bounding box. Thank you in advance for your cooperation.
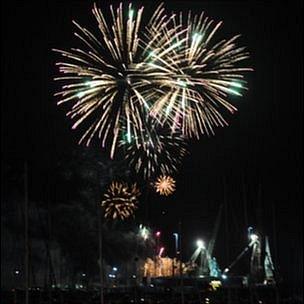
[145,10,253,138]
[102,181,140,220]
[54,2,252,174]
[143,257,186,277]
[53,3,171,158]
[154,175,176,196]
[120,117,187,179]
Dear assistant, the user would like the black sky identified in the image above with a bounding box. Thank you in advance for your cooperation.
[1,0,303,291]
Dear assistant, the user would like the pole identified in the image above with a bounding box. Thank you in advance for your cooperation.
[98,207,104,304]
[24,162,29,304]
[173,233,179,277]
[272,203,278,273]
[272,203,280,304]
[223,176,231,304]
[178,221,185,304]
[242,177,249,229]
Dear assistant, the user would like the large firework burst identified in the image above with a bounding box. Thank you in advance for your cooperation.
[145,10,253,138]
[53,3,170,158]
[154,175,176,196]
[102,181,140,220]
[54,3,252,179]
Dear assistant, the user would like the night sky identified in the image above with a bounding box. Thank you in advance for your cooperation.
[2,0,303,292]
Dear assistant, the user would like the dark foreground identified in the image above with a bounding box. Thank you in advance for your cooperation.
[1,286,303,304]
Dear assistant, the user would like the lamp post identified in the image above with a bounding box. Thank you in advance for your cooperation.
[196,240,205,277]
[24,162,29,304]
[155,231,161,277]
[178,221,184,304]
[173,233,179,277]
[173,233,179,255]
[98,208,104,304]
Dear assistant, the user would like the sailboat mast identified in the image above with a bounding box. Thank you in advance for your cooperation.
[242,176,249,229]
[24,162,29,304]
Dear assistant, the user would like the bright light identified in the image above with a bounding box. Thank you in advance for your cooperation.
[156,231,161,237]
[149,51,156,58]
[77,91,85,98]
[227,87,242,96]
[224,268,229,273]
[113,267,118,272]
[230,81,243,88]
[192,33,203,42]
[82,273,86,277]
[14,270,20,275]
[127,131,131,143]
[85,81,95,88]
[140,226,149,240]
[250,234,259,242]
[129,9,134,19]
[177,79,187,88]
[159,247,165,257]
[196,240,205,249]
[210,280,222,290]
[222,274,228,280]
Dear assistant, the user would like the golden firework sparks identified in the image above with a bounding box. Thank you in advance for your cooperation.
[102,181,140,220]
[145,10,253,138]
[54,2,252,174]
[53,3,173,158]
[154,175,176,196]
[120,117,187,179]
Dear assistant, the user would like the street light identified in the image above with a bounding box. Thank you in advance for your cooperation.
[250,234,259,243]
[196,240,205,249]
[159,247,165,257]
[173,233,179,254]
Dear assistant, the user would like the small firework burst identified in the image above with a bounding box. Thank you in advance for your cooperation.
[102,181,140,220]
[154,175,176,196]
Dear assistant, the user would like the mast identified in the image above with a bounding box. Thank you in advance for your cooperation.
[206,205,223,276]
[178,220,185,304]
[223,177,230,266]
[24,162,29,304]
[207,205,223,258]
[272,203,278,274]
[223,176,231,304]
[242,176,249,229]
[271,204,280,304]
[257,183,263,235]
[264,236,275,281]
[98,207,104,304]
